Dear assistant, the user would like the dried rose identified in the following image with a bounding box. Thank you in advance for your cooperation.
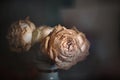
[7,19,36,52]
[32,26,53,44]
[41,25,90,70]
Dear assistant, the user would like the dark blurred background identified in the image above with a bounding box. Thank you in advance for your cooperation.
[0,0,120,80]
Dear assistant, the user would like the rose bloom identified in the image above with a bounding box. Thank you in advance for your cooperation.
[32,26,54,43]
[7,19,36,52]
[41,25,90,70]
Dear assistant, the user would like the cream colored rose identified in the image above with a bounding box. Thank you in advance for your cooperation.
[41,25,90,69]
[7,19,36,52]
[32,26,53,44]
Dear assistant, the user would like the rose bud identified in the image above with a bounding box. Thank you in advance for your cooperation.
[7,19,36,52]
[32,26,53,44]
[41,25,90,70]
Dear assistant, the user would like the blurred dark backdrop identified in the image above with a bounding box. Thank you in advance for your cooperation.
[0,0,120,80]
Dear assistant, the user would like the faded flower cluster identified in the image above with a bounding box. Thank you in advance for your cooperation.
[7,18,90,70]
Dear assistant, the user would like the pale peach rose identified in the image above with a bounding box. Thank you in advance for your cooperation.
[7,19,36,52]
[41,25,90,70]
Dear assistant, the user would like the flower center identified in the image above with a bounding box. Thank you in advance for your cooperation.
[67,39,73,50]
[65,38,75,52]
